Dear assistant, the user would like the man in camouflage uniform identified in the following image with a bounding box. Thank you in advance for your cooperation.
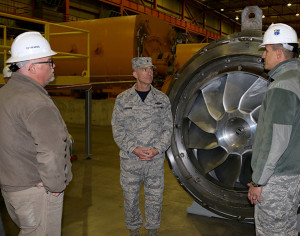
[248,23,300,235]
[111,57,173,236]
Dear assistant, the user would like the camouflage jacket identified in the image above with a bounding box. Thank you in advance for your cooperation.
[111,84,173,159]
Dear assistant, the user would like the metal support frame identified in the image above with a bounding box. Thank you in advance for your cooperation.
[0,12,90,85]
[85,88,92,160]
[65,0,70,21]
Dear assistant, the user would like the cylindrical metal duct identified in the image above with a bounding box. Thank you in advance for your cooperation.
[167,30,269,221]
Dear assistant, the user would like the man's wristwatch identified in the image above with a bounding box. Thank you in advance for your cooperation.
[251,181,262,187]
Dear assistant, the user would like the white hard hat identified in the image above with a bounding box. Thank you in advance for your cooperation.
[3,65,12,78]
[259,23,299,51]
[6,31,57,63]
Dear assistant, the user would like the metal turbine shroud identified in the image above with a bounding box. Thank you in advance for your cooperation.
[167,29,269,221]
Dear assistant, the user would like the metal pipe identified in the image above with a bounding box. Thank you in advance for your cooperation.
[46,81,135,90]
[53,52,88,58]
[50,31,88,36]
[87,27,90,80]
[0,45,11,49]
[85,88,92,160]
[65,0,70,22]
[92,81,135,85]
[89,75,133,78]
[3,27,7,64]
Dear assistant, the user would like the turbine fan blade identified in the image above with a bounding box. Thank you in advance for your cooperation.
[197,147,228,174]
[223,73,258,112]
[215,154,241,187]
[250,106,261,123]
[202,75,226,120]
[239,152,253,187]
[239,78,268,113]
[187,91,216,133]
[188,121,218,149]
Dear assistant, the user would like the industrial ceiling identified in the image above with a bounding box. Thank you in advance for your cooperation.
[94,0,300,41]
[1,0,300,40]
[190,0,300,34]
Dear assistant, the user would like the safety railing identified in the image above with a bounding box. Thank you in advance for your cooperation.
[0,11,90,85]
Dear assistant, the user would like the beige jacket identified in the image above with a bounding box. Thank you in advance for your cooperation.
[0,72,72,192]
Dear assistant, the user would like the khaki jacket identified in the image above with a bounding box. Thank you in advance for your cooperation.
[0,72,72,192]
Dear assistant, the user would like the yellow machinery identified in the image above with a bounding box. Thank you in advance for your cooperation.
[175,43,208,69]
[50,15,177,96]
[0,12,209,97]
[161,43,208,94]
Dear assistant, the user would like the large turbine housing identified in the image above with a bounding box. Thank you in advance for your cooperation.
[167,26,269,221]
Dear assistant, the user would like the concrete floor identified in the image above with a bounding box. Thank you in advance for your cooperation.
[0,124,255,236]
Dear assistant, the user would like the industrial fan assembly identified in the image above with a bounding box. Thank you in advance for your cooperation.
[166,6,270,221]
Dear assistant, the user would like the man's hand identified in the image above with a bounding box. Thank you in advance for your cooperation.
[133,147,159,161]
[247,182,262,205]
[36,182,61,197]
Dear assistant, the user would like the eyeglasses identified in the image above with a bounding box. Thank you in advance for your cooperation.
[32,59,54,68]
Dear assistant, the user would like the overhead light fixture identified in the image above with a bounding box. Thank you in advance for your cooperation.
[296,13,300,16]
[220,8,224,12]
[287,3,292,6]
[235,16,239,20]
[262,15,265,18]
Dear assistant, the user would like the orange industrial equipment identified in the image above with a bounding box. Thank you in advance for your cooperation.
[50,15,176,97]
[175,43,208,69]
[161,43,208,94]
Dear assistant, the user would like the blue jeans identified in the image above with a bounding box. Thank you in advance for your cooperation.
[1,187,64,236]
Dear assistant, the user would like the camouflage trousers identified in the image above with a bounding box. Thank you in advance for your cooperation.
[255,174,300,236]
[120,157,164,230]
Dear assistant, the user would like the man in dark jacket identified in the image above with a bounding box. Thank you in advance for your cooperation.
[248,23,300,235]
[0,31,72,236]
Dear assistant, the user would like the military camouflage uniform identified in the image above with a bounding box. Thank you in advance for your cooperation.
[251,59,300,235]
[255,175,300,236]
[111,84,173,230]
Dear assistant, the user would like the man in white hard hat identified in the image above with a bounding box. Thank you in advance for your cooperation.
[248,23,300,235]
[0,31,72,236]
[111,57,173,236]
